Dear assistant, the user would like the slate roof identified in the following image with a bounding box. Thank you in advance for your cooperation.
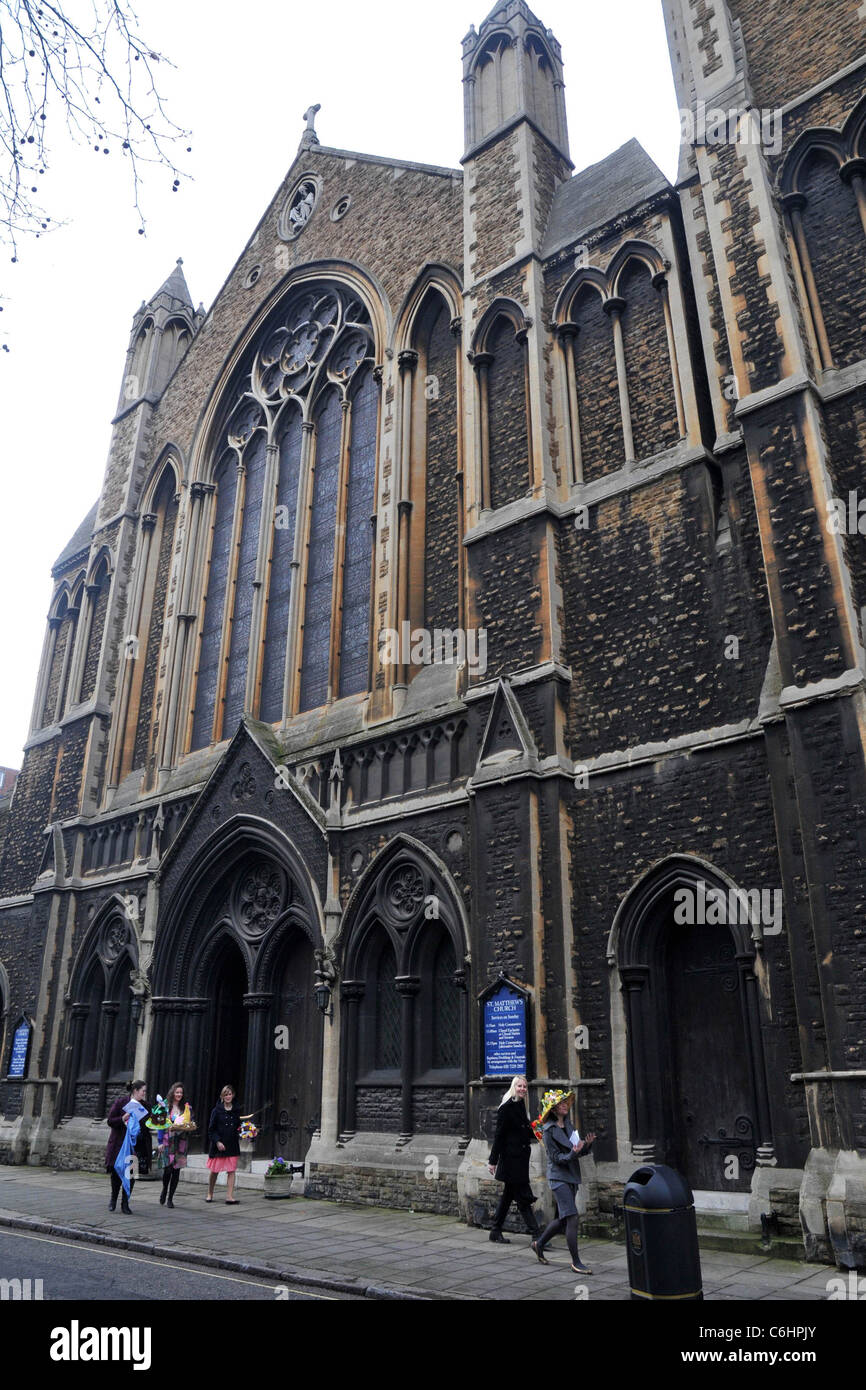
[52,501,98,574]
[541,139,670,260]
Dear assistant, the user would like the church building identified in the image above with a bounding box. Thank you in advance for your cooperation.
[1,0,865,1268]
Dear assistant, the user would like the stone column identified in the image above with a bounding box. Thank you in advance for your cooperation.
[243,992,274,1135]
[470,351,493,511]
[652,271,687,440]
[339,980,364,1137]
[603,297,634,465]
[781,193,834,371]
[395,976,420,1139]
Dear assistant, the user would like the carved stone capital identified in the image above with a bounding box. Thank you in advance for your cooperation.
[141,513,158,532]
[602,297,626,318]
[243,992,274,1011]
[469,350,494,373]
[398,349,419,374]
[840,157,866,186]
[395,976,421,998]
[555,321,580,342]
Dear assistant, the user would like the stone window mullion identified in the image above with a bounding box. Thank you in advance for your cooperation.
[603,296,635,465]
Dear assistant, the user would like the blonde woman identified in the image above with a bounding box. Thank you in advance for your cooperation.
[206,1084,241,1204]
[486,1075,541,1243]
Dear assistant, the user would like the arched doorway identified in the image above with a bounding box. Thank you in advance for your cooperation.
[150,823,325,1161]
[612,857,774,1193]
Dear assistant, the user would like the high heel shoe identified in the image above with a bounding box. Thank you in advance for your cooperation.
[530,1240,549,1264]
[571,1260,593,1274]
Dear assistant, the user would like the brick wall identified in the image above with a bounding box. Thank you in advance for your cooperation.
[727,0,866,111]
[572,287,625,480]
[620,261,681,460]
[423,302,460,632]
[468,518,545,678]
[487,317,531,508]
[558,457,773,759]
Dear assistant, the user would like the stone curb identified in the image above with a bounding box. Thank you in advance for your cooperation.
[0,1210,461,1301]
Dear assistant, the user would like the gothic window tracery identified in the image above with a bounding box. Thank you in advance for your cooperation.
[190,283,377,747]
[342,852,466,1137]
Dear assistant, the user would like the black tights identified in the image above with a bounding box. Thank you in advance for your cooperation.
[536,1213,581,1265]
[492,1184,538,1234]
[162,1167,180,1199]
[109,1171,135,1205]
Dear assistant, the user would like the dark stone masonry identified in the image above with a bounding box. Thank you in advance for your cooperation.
[1,1,865,1266]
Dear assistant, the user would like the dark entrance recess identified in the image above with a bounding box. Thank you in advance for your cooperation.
[206,937,248,1125]
[271,932,322,1159]
[668,922,755,1192]
[615,858,774,1191]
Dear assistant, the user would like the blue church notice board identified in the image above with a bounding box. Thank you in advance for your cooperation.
[8,1020,31,1078]
[483,984,527,1074]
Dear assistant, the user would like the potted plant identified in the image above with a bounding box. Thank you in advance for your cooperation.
[263,1156,293,1199]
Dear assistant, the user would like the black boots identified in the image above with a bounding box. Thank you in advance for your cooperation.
[489,1228,511,1243]
[520,1204,542,1238]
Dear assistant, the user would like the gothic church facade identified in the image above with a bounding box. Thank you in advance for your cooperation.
[1,0,865,1267]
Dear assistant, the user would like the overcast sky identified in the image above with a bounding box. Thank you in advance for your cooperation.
[0,0,681,769]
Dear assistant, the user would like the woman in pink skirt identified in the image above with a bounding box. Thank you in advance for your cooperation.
[206,1084,241,1204]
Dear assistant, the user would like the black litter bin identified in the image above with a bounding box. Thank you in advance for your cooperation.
[623,1164,702,1300]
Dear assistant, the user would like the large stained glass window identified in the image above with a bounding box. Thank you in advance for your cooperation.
[189,284,377,749]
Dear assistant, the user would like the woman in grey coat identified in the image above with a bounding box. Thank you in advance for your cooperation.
[530,1088,595,1274]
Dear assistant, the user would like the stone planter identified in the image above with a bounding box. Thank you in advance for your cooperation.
[263,1176,292,1200]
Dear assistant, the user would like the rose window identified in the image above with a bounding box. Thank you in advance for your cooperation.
[237,861,286,935]
[385,864,426,923]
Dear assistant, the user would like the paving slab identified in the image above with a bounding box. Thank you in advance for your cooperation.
[0,1166,836,1302]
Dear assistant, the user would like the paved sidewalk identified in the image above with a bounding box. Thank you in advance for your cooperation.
[0,1167,837,1301]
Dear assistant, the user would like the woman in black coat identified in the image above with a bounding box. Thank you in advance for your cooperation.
[206,1084,242,1204]
[487,1075,541,1243]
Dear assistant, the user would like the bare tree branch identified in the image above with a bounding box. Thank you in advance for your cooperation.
[0,0,190,257]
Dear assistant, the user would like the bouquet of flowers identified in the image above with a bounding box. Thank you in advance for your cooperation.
[239,1120,258,1142]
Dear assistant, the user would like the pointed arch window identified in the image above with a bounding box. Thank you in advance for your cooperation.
[472,308,531,512]
[40,587,80,727]
[79,558,111,704]
[117,466,179,783]
[189,284,377,748]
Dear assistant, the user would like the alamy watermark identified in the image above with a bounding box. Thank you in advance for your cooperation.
[378,621,488,676]
[679,101,782,157]
[673,880,783,934]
